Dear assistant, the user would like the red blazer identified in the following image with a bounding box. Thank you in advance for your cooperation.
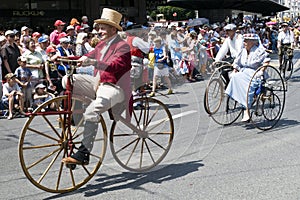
[85,34,132,118]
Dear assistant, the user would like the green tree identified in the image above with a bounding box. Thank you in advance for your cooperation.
[149,6,195,21]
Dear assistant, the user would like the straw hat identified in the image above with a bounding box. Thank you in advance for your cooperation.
[94,8,122,31]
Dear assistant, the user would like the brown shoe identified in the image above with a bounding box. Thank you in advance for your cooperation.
[62,157,89,165]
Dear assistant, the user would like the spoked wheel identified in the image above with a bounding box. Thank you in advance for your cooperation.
[204,78,223,114]
[110,97,174,172]
[247,65,285,130]
[19,95,108,193]
[204,63,231,114]
[210,94,243,125]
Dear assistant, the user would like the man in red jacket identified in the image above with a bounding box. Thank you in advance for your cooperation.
[62,8,131,165]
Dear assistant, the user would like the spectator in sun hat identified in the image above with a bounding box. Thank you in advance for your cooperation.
[20,26,30,48]
[1,30,21,79]
[66,25,76,51]
[81,15,88,26]
[50,19,66,46]
[56,36,74,76]
[36,35,50,61]
[2,72,25,120]
[32,83,55,110]
[215,23,243,62]
[81,24,90,33]
[92,22,100,34]
[31,31,41,47]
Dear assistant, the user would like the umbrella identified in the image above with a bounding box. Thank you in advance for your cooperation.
[188,18,209,27]
[266,21,277,26]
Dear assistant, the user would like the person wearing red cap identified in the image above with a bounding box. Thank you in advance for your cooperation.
[50,20,66,46]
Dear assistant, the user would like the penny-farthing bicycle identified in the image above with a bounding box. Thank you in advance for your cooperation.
[18,58,174,193]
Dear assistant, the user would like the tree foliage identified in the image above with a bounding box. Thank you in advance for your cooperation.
[149,6,196,21]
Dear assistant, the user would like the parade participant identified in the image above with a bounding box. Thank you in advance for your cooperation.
[225,34,270,122]
[277,22,294,71]
[62,8,132,165]
[215,23,244,62]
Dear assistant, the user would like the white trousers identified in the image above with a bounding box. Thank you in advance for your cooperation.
[63,74,125,122]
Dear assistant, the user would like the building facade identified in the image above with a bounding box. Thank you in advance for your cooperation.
[0,0,147,34]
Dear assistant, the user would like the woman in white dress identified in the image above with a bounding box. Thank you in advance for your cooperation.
[225,33,270,122]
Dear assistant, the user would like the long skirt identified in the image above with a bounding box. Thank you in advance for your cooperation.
[225,68,258,108]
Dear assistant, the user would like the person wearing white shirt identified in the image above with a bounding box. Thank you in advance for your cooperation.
[277,23,294,70]
[215,24,244,63]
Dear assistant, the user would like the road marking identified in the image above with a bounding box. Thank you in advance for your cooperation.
[172,110,198,119]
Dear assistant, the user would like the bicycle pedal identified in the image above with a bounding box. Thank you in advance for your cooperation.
[66,163,77,170]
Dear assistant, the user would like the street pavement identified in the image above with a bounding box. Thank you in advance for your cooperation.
[1,50,300,199]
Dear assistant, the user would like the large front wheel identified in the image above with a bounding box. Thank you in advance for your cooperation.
[19,96,108,193]
[110,97,174,172]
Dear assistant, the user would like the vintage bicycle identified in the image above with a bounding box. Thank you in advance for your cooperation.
[18,58,174,193]
[280,46,294,81]
[204,61,286,130]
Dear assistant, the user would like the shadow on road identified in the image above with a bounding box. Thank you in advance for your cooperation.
[44,160,204,199]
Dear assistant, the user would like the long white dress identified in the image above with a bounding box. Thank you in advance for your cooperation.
[225,44,270,108]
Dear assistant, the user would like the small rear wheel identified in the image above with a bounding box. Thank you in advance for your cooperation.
[110,97,174,172]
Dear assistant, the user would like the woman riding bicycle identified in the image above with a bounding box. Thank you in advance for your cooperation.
[225,33,270,122]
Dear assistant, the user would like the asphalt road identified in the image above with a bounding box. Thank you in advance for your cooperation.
[1,50,300,200]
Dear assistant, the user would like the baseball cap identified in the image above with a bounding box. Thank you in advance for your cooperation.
[32,32,41,38]
[54,20,66,26]
[46,46,56,54]
[38,35,49,43]
[0,35,6,42]
[5,30,15,36]
[21,26,29,32]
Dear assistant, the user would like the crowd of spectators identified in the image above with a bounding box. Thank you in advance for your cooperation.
[0,14,299,119]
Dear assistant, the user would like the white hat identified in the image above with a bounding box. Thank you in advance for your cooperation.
[66,25,74,31]
[243,33,260,40]
[82,24,90,29]
[35,83,47,89]
[76,32,87,44]
[94,8,122,31]
[17,56,27,62]
[21,26,29,32]
[0,35,6,42]
[5,30,15,36]
[59,37,70,43]
[224,24,237,31]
